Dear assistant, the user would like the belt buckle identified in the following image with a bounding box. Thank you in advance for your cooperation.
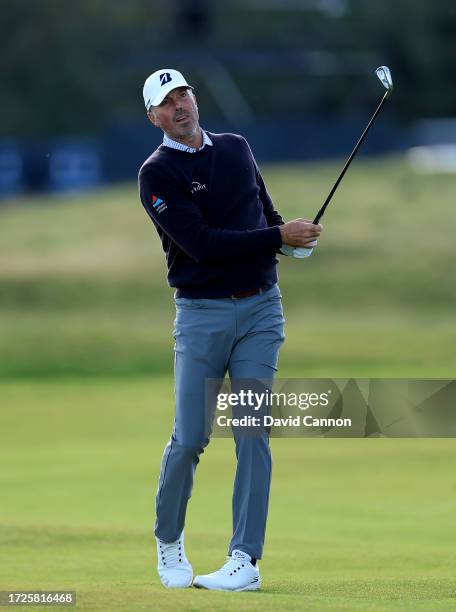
[230,287,263,300]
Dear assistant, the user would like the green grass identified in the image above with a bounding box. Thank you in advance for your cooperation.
[0,155,455,378]
[1,377,456,610]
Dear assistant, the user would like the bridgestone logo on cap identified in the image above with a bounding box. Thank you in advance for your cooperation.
[160,73,172,86]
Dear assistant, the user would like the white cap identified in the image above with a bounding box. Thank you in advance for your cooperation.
[143,69,193,110]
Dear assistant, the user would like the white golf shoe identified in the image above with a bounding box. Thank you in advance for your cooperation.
[156,532,193,588]
[193,549,260,591]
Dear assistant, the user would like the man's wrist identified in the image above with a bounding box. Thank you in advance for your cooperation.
[278,225,284,246]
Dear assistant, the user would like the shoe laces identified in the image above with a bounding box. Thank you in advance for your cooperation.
[158,538,185,567]
[220,556,248,577]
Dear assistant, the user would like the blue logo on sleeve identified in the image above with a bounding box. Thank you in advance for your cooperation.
[152,195,167,214]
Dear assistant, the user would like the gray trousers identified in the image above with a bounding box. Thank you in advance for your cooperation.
[154,284,285,559]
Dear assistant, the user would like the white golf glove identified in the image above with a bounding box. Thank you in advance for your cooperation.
[280,242,317,258]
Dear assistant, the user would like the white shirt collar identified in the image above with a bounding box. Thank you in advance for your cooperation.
[162,130,213,153]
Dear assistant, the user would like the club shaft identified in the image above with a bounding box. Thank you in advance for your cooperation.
[313,91,389,224]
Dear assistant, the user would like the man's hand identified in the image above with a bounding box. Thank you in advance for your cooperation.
[279,219,323,247]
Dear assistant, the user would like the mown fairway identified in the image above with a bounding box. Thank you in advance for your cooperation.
[1,379,456,610]
[1,156,455,610]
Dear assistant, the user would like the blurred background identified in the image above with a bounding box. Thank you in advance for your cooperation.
[1,0,456,195]
[1,0,455,378]
[1,2,456,609]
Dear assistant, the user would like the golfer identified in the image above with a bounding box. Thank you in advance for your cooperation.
[138,69,322,591]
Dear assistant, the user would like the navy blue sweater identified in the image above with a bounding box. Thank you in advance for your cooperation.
[138,131,284,298]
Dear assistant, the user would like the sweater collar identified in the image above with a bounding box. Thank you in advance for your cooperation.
[162,129,213,153]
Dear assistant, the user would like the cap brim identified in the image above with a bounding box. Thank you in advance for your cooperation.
[150,83,194,108]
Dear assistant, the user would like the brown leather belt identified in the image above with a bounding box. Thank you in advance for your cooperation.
[230,287,265,299]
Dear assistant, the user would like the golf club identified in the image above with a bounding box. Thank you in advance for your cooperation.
[290,65,393,258]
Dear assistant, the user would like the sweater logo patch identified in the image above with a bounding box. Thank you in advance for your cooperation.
[191,181,207,194]
[152,195,167,214]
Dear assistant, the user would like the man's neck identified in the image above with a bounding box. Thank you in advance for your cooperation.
[166,127,203,150]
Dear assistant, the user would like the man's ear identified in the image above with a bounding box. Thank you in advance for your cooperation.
[191,90,198,110]
[147,110,160,128]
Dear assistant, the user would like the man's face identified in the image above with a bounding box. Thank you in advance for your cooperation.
[147,87,199,140]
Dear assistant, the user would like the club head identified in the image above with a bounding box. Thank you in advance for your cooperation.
[375,66,393,96]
